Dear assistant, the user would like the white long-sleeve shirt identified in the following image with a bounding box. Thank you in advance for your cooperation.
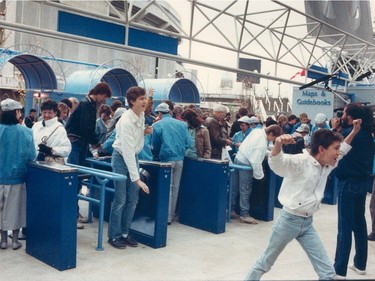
[235,128,268,179]
[32,117,71,158]
[268,142,351,215]
[113,109,145,182]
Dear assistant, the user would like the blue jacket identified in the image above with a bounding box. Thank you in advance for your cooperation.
[152,114,191,162]
[335,126,375,180]
[0,124,36,184]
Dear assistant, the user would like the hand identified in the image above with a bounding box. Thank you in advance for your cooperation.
[352,118,362,133]
[38,143,52,155]
[135,180,150,194]
[144,125,153,135]
[148,87,154,97]
[275,134,296,145]
[226,139,232,145]
[331,117,341,129]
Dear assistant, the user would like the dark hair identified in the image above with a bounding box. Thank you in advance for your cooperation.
[0,110,19,125]
[310,129,343,156]
[60,98,73,109]
[238,107,249,117]
[41,99,58,112]
[99,104,111,116]
[110,100,123,112]
[89,82,112,98]
[126,86,145,108]
[345,103,372,131]
[265,117,278,127]
[182,109,201,128]
[288,114,297,121]
[163,100,174,111]
[265,124,282,137]
[29,108,36,113]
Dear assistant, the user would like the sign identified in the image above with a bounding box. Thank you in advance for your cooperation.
[292,87,334,121]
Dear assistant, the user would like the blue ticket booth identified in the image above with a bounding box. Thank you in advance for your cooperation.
[26,162,78,271]
[179,158,229,234]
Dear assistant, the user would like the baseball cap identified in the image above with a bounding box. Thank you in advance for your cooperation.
[1,98,22,111]
[295,124,310,133]
[155,102,170,113]
[249,116,259,125]
[314,113,327,124]
[237,116,251,124]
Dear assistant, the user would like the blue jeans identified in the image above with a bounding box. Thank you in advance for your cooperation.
[245,210,335,280]
[67,140,88,166]
[234,158,254,217]
[334,177,369,276]
[108,150,139,240]
[168,160,183,222]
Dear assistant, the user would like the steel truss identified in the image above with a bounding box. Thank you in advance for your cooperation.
[0,0,374,89]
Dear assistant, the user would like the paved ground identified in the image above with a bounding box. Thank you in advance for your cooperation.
[2,195,375,281]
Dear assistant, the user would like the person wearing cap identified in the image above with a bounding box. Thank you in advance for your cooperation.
[229,107,249,138]
[234,125,282,225]
[65,82,112,229]
[282,124,310,155]
[308,113,330,146]
[204,104,232,159]
[152,102,191,224]
[246,121,362,280]
[0,98,36,250]
[231,116,252,155]
[108,86,150,249]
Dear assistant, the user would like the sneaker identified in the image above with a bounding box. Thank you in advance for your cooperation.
[108,238,126,249]
[121,235,138,247]
[349,264,366,275]
[12,242,22,250]
[240,216,259,224]
[230,211,240,220]
[368,233,375,241]
[77,221,84,230]
[333,274,346,280]
[78,214,89,224]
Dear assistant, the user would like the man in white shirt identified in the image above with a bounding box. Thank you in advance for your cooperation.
[108,86,151,249]
[234,124,282,224]
[245,120,361,280]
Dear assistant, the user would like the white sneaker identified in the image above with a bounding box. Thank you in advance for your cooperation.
[349,264,366,275]
[333,274,346,280]
[239,216,259,224]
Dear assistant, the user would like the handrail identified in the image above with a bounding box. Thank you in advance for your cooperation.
[66,163,126,251]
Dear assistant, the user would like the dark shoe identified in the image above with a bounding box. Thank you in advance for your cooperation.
[0,241,7,249]
[121,235,138,248]
[368,233,375,241]
[108,238,126,249]
[12,242,22,250]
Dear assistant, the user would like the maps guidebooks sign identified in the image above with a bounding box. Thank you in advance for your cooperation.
[292,87,334,121]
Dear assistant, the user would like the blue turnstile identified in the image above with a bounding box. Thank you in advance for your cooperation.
[26,162,78,271]
[85,158,172,248]
[179,158,229,234]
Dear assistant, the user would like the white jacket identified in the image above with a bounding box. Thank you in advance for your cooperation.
[32,117,71,158]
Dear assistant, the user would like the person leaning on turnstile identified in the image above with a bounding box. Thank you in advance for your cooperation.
[108,86,150,249]
[152,102,191,224]
[0,98,36,250]
[65,82,112,229]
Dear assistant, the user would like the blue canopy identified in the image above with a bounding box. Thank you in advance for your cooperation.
[143,78,200,105]
[65,68,138,97]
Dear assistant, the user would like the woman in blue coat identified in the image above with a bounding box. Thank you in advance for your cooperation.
[0,99,36,250]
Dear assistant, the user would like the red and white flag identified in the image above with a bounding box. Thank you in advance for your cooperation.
[290,69,306,80]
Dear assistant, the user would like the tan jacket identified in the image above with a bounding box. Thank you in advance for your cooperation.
[195,126,212,159]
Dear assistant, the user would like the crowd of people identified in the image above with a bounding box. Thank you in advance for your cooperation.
[0,84,374,281]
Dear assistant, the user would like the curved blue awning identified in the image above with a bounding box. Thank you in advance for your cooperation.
[143,78,200,105]
[8,54,57,90]
[65,68,138,97]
